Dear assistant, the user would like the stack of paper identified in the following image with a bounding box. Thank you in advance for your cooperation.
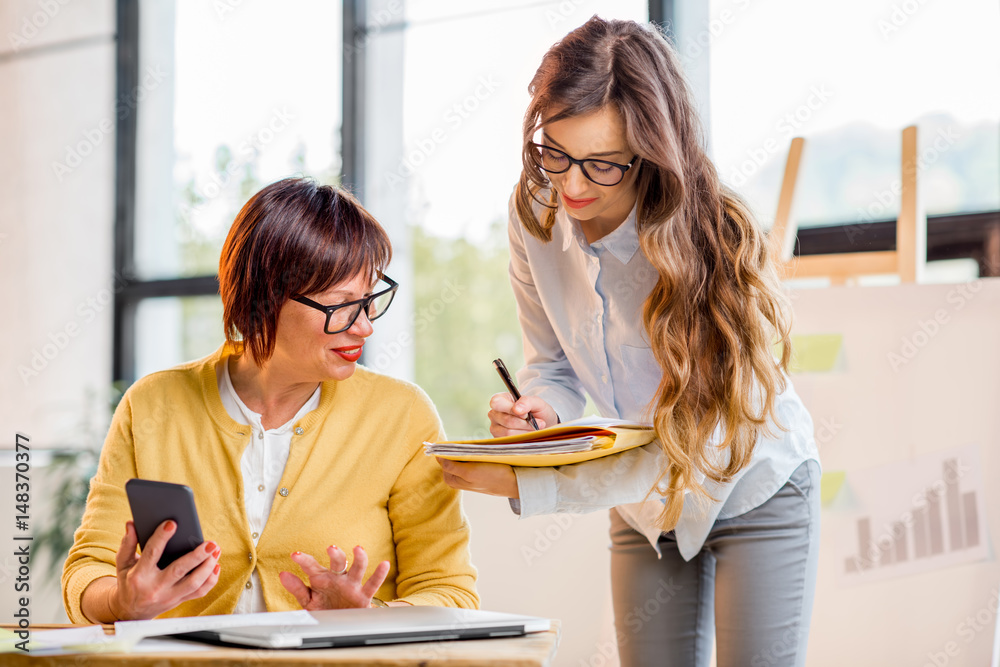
[1,625,136,655]
[425,417,656,467]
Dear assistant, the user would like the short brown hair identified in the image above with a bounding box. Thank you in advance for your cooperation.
[219,178,392,365]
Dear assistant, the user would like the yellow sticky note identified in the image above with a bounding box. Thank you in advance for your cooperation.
[820,471,847,507]
[785,333,844,373]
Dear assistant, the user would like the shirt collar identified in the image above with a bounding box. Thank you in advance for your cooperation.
[558,199,641,265]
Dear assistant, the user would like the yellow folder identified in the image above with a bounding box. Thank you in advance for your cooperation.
[428,420,657,467]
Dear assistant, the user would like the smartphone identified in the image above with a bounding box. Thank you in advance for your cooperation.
[125,478,204,570]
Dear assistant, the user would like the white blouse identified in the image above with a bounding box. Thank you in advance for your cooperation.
[216,359,321,612]
[506,190,820,560]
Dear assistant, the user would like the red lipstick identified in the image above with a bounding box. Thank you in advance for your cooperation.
[331,345,363,362]
[562,194,597,210]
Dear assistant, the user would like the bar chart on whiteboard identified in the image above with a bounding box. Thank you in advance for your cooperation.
[833,443,989,586]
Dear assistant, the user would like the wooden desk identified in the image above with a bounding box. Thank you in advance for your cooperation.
[4,622,560,666]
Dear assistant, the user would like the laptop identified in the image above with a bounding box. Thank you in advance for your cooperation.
[171,606,551,649]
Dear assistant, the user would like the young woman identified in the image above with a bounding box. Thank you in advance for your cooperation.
[438,17,819,667]
[64,178,478,623]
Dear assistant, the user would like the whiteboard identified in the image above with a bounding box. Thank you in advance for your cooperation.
[791,279,1000,666]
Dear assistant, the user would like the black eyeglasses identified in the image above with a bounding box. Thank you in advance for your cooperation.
[530,143,638,186]
[291,275,399,334]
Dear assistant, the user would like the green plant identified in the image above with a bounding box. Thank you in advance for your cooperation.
[31,451,97,581]
[31,383,125,582]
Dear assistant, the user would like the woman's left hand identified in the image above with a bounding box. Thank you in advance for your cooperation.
[437,459,519,498]
[279,545,390,610]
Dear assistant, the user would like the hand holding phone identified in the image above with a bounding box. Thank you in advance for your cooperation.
[125,479,205,569]
[92,479,221,622]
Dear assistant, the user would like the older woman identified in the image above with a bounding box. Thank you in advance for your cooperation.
[62,178,478,623]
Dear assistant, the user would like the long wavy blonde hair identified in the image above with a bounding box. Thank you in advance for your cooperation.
[515,17,792,530]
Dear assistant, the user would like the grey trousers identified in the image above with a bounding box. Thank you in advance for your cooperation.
[609,460,821,667]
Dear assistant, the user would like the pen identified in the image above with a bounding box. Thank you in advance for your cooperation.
[493,358,540,430]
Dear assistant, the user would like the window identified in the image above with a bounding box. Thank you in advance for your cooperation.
[707,0,999,229]
[701,0,1000,280]
[118,0,344,382]
[400,1,649,439]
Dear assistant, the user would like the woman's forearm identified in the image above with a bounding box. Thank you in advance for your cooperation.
[79,576,119,624]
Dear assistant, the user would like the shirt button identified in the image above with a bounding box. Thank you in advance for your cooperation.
[294,427,304,435]
[252,532,259,539]
[601,375,609,383]
[257,484,265,492]
[258,432,263,440]
[248,552,253,562]
[245,581,252,589]
[279,487,289,497]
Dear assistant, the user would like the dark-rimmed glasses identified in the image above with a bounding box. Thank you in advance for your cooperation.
[530,143,638,186]
[291,275,398,334]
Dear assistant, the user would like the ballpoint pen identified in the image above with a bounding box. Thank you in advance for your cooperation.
[493,358,540,430]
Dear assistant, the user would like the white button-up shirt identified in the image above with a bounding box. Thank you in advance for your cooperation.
[507,190,820,560]
[217,359,321,612]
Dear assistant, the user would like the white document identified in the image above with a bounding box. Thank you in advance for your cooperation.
[18,625,137,655]
[114,610,318,641]
[27,625,108,645]
[426,435,600,456]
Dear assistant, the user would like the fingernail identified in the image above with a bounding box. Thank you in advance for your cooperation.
[204,542,217,553]
[291,551,301,556]
[165,520,176,531]
[330,545,339,551]
[213,548,221,558]
[213,563,220,575]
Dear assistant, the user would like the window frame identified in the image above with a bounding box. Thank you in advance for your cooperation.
[112,0,364,386]
[112,0,998,385]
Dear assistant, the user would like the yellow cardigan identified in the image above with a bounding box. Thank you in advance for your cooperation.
[62,343,479,623]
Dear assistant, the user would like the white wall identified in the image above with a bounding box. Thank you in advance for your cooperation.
[464,493,619,667]
[0,0,117,623]
[0,1,116,449]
